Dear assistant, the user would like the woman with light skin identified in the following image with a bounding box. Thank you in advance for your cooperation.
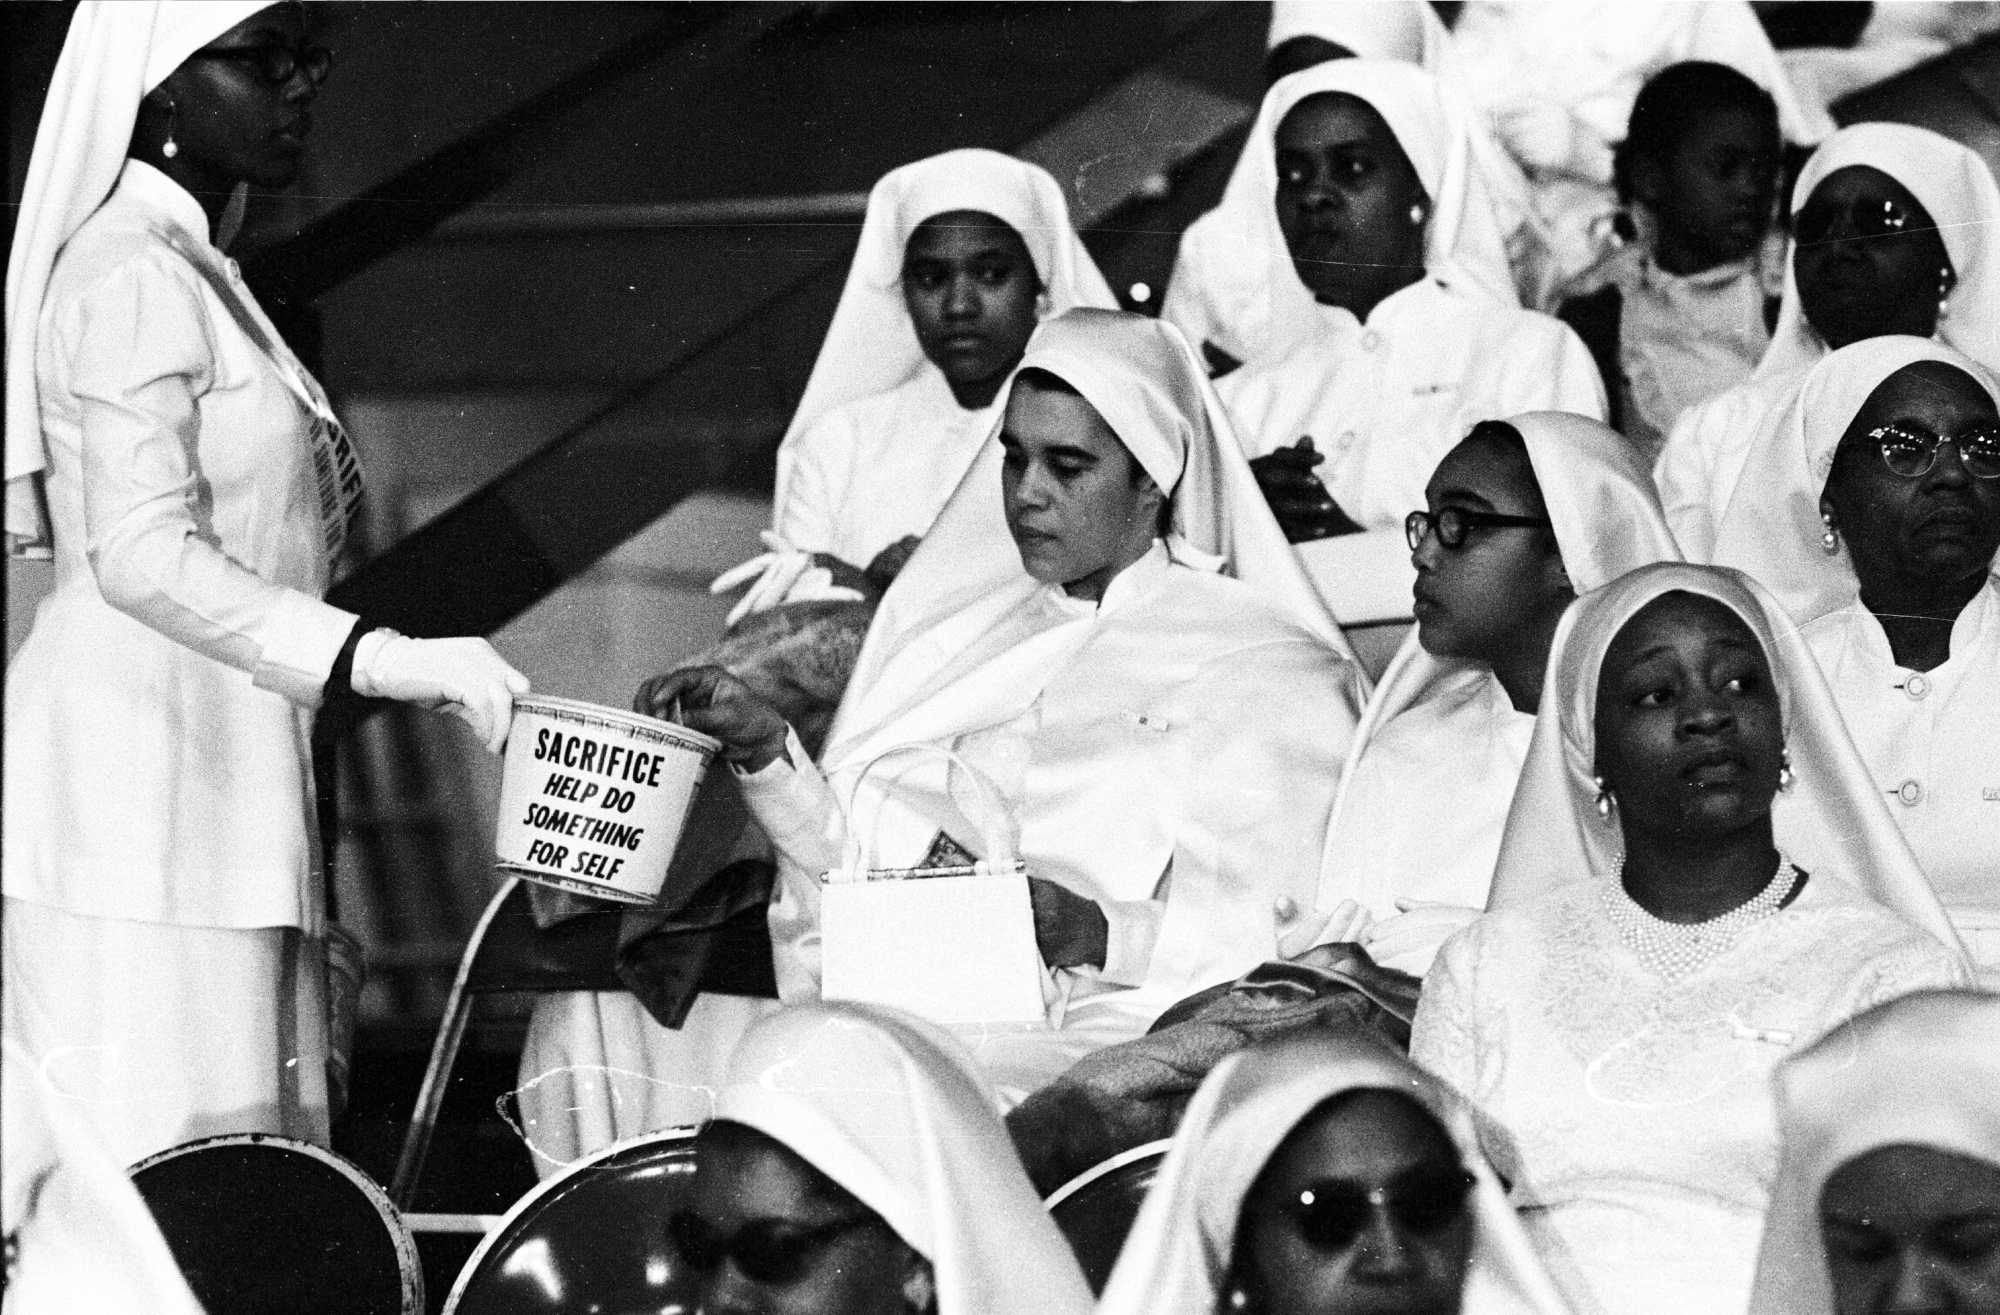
[1413,564,1969,1315]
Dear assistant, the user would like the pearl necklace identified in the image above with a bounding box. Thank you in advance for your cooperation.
[1602,851,1797,984]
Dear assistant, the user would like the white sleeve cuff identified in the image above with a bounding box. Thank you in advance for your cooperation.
[250,592,362,707]
[1095,895,1167,987]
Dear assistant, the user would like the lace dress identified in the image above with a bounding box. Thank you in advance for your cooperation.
[1411,873,1969,1315]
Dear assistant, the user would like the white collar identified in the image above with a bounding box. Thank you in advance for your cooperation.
[115,158,212,247]
[1043,538,1173,617]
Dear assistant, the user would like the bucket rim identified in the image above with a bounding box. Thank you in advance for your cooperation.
[511,694,722,754]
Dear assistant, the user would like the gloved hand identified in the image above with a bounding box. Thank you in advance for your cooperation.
[1361,898,1482,974]
[1273,896,1373,959]
[1248,438,1364,543]
[351,630,528,754]
[710,531,865,628]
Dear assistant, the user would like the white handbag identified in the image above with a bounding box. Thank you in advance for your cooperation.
[819,743,1050,1028]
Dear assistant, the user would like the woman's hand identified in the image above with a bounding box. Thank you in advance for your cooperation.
[1361,899,1481,971]
[1028,876,1109,970]
[1249,437,1365,542]
[351,632,528,754]
[709,531,865,627]
[635,664,790,771]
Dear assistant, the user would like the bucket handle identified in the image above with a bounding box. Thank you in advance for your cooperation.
[829,742,1020,883]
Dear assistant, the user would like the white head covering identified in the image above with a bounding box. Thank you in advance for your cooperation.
[1488,561,1967,961]
[1756,122,2000,384]
[1748,988,2000,1315]
[1168,59,1520,369]
[1712,335,2000,625]
[822,307,1357,770]
[711,1002,1094,1315]
[6,0,270,549]
[1097,1029,1569,1315]
[1318,411,1681,910]
[773,149,1116,519]
[1267,0,1452,65]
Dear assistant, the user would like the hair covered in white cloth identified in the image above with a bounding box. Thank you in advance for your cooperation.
[772,149,1115,519]
[710,1002,1093,1315]
[6,0,272,549]
[1266,0,1450,63]
[1747,989,2000,1315]
[1096,1028,1569,1315]
[1488,561,1966,965]
[1711,335,2000,626]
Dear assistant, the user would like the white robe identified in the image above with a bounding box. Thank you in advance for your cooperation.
[1654,366,1806,561]
[1217,276,1606,531]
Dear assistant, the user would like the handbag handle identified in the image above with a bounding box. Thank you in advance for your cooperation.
[831,741,1020,881]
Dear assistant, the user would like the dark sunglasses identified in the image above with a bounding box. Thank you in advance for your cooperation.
[1281,1166,1476,1253]
[1793,195,1913,246]
[1405,507,1552,552]
[190,41,334,88]
[1865,423,2000,480]
[666,1209,883,1285]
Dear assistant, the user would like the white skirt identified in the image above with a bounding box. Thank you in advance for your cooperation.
[2,897,330,1168]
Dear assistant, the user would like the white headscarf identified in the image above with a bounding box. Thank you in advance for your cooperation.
[1488,561,1967,962]
[1756,122,2000,384]
[1317,411,1681,912]
[773,149,1116,520]
[1748,988,2000,1315]
[1165,59,1520,369]
[1712,335,2000,626]
[1097,1029,1569,1315]
[1267,0,1452,65]
[711,1002,1094,1315]
[6,0,271,550]
[821,307,1357,772]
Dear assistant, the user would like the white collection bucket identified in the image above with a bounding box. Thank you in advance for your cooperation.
[493,695,720,905]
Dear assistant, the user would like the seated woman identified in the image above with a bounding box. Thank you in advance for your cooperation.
[1097,1029,1568,1315]
[681,1002,1092,1315]
[1711,337,2000,982]
[1412,562,1971,1315]
[1557,62,1784,460]
[1301,412,1679,975]
[1656,121,2000,557]
[516,310,1364,1163]
[1748,990,2000,1315]
[1200,61,1603,545]
[716,148,1114,619]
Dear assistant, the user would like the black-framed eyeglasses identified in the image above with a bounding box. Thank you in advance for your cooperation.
[190,42,334,88]
[666,1209,883,1285]
[1793,195,1913,246]
[1865,423,2000,479]
[1405,507,1553,552]
[1281,1166,1476,1253]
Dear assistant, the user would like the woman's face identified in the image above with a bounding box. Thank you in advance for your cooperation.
[1235,1090,1475,1315]
[1821,1143,2000,1315]
[1001,378,1163,601]
[152,3,321,191]
[901,211,1042,397]
[681,1124,926,1315]
[1822,362,2000,605]
[1793,166,1953,350]
[1273,92,1430,312]
[1593,592,1784,844]
[1411,430,1567,666]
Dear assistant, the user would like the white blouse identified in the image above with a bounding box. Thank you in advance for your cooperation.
[1217,276,1606,532]
[1653,366,1810,560]
[773,367,1001,569]
[1803,584,2000,976]
[1413,874,1969,1315]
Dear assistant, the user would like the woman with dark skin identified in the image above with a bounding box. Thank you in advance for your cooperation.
[1414,564,1968,1315]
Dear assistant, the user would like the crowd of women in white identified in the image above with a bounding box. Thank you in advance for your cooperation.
[9,0,2000,1312]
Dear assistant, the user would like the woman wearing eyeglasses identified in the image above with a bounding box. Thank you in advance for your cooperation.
[4,1,526,1166]
[1711,337,2000,983]
[677,1002,1092,1315]
[1656,122,2000,558]
[1098,1028,1567,1315]
[1286,412,1678,976]
[1412,563,1970,1315]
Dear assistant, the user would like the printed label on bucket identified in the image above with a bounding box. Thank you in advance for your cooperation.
[493,696,719,905]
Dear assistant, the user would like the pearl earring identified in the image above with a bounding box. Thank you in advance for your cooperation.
[1228,1289,1251,1312]
[161,99,179,160]
[1593,775,1617,821]
[1939,266,1954,324]
[1820,511,1839,555]
[1408,202,1427,226]
[1778,748,1795,793]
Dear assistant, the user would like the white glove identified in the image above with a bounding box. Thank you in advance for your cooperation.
[1361,899,1482,975]
[710,531,864,629]
[1274,896,1373,960]
[352,630,529,754]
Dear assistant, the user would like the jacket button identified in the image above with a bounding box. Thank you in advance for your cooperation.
[1905,673,1930,700]
[1896,779,1924,807]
